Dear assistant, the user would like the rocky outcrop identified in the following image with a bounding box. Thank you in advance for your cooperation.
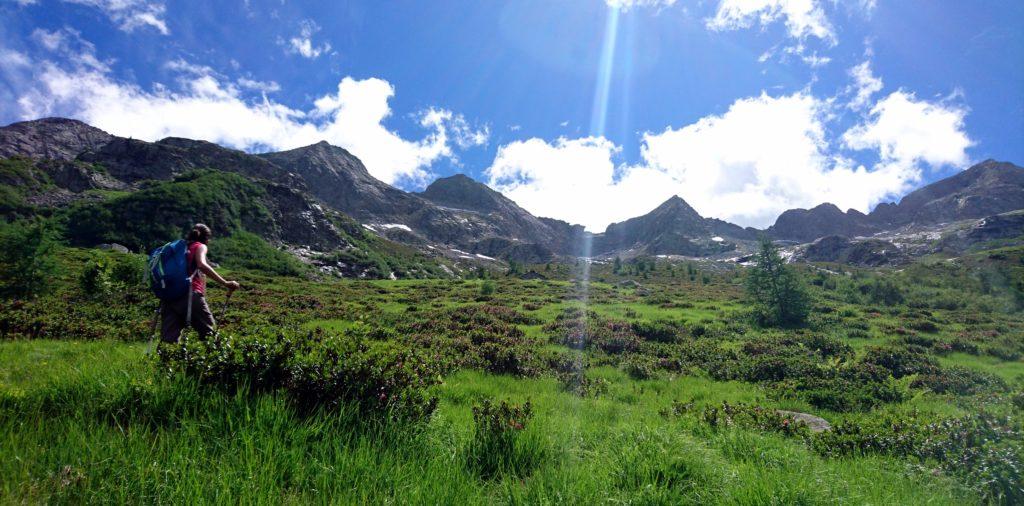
[0,118,113,161]
[769,204,878,243]
[870,160,1024,227]
[797,235,908,267]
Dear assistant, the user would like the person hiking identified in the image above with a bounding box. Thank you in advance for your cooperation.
[160,223,240,343]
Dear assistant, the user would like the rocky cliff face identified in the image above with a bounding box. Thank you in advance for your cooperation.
[769,204,878,243]
[0,118,113,161]
[870,160,1024,227]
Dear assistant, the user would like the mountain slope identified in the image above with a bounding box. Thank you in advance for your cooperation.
[0,119,452,278]
[260,143,572,260]
[592,196,756,256]
[769,160,1024,242]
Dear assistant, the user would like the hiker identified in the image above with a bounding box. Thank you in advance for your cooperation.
[159,224,240,343]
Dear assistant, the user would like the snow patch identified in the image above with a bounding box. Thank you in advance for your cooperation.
[379,223,412,232]
[711,236,724,242]
[475,253,496,260]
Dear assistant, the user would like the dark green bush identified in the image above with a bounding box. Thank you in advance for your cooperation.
[860,345,939,379]
[466,399,544,479]
[0,220,58,299]
[910,366,1009,396]
[157,327,440,421]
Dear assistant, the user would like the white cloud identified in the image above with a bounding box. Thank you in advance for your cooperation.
[486,88,973,231]
[236,77,281,94]
[285,20,331,59]
[0,49,31,69]
[62,0,168,35]
[846,60,883,110]
[7,43,485,185]
[843,90,972,167]
[708,0,836,44]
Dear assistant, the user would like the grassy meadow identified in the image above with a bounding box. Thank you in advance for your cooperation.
[1,245,1022,504]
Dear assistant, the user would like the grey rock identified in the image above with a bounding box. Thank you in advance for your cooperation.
[97,243,130,254]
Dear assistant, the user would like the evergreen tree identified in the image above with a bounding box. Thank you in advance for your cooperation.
[745,237,809,327]
[613,256,622,274]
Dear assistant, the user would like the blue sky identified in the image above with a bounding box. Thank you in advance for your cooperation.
[1,0,1021,230]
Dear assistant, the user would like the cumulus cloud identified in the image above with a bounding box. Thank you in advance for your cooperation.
[62,0,168,35]
[707,0,836,44]
[284,20,331,59]
[6,39,486,185]
[708,0,835,44]
[846,60,883,110]
[843,90,972,167]
[487,88,973,231]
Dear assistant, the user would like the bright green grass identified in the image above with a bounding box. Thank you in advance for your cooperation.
[938,352,1024,383]
[0,340,979,504]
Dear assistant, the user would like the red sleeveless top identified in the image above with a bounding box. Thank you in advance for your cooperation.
[186,241,206,295]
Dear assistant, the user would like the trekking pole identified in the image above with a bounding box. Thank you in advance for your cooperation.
[218,287,235,332]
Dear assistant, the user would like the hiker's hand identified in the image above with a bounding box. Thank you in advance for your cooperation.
[225,280,240,291]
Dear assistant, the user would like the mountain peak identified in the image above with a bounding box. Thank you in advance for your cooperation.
[419,173,505,212]
[0,116,114,161]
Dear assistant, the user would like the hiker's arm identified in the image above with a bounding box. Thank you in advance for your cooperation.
[195,244,240,290]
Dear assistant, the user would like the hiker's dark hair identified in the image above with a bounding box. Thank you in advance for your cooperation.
[187,223,212,244]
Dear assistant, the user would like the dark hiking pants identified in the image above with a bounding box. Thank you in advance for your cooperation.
[160,291,215,343]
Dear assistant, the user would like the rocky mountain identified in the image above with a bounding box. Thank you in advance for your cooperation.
[592,196,758,256]
[794,235,908,267]
[260,142,572,261]
[870,160,1024,227]
[768,204,876,243]
[0,118,452,278]
[0,117,113,161]
[3,117,1021,269]
[769,160,1024,243]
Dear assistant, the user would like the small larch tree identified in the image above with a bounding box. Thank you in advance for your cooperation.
[745,237,809,327]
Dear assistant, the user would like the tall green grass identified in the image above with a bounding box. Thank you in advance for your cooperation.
[1,340,978,504]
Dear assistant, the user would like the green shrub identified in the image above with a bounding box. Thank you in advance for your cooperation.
[699,401,810,438]
[811,412,1022,504]
[466,399,544,479]
[910,366,1009,396]
[213,231,306,277]
[0,220,58,299]
[860,345,939,379]
[78,255,112,298]
[479,280,495,297]
[156,327,440,421]
[109,253,147,288]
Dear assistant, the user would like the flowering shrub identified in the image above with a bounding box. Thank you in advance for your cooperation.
[466,399,544,478]
[859,345,939,378]
[811,412,1022,503]
[910,366,1009,396]
[699,401,810,438]
[544,308,641,354]
[157,327,440,421]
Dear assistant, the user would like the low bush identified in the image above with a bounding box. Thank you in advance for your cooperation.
[466,399,544,479]
[157,327,441,421]
[910,366,1009,396]
[811,412,1022,504]
[859,345,939,379]
[699,401,810,438]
